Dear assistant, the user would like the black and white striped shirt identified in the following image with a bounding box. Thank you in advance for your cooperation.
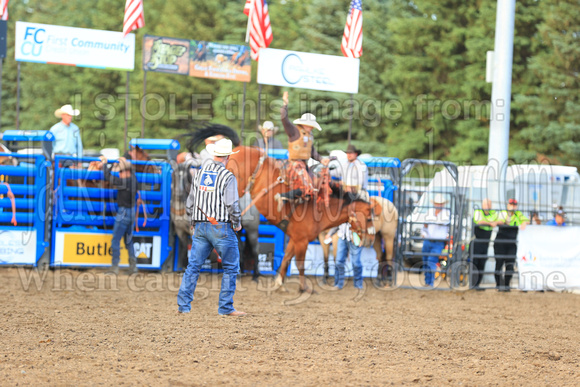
[186,160,241,227]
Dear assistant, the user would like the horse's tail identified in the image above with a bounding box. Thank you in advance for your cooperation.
[178,123,240,152]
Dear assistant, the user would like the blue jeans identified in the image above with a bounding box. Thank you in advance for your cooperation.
[177,222,240,315]
[422,240,444,286]
[334,237,363,289]
[111,206,136,266]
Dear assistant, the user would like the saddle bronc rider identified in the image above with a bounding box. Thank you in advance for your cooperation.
[274,91,329,212]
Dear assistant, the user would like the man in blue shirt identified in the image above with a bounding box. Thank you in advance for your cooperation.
[546,208,567,226]
[50,104,83,157]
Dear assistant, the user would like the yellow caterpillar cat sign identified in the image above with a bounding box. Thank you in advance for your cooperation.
[52,232,161,268]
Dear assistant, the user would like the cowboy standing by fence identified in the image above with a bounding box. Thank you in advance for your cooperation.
[99,156,138,275]
[178,138,246,317]
[421,194,450,287]
[50,104,83,158]
[274,91,329,212]
[253,121,283,151]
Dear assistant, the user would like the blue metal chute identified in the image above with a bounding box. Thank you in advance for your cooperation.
[129,139,180,150]
[1,130,55,143]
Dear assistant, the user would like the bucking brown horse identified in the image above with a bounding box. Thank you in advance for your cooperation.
[188,125,380,293]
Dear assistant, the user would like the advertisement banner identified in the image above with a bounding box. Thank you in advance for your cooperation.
[53,232,161,267]
[257,48,360,94]
[517,226,580,291]
[189,41,251,82]
[142,35,190,75]
[15,22,135,71]
[0,230,37,265]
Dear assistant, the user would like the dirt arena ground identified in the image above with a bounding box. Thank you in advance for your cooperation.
[1,268,578,386]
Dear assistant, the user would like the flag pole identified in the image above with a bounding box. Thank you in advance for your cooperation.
[16,62,21,130]
[347,93,353,146]
[245,0,255,43]
[240,82,247,142]
[257,84,262,132]
[141,71,147,138]
[124,71,130,151]
[0,59,3,131]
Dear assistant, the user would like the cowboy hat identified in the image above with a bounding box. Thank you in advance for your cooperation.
[293,113,322,131]
[259,121,279,133]
[432,194,447,205]
[206,138,239,157]
[345,145,362,155]
[54,104,80,118]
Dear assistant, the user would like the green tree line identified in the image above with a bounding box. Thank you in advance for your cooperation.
[1,0,578,166]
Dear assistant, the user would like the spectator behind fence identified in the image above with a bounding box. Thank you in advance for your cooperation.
[546,208,567,226]
[253,121,283,151]
[99,156,138,275]
[530,211,542,225]
[494,198,529,292]
[472,198,498,290]
[421,194,450,287]
[50,104,83,158]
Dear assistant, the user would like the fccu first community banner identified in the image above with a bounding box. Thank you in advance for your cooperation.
[142,35,251,82]
[14,22,135,71]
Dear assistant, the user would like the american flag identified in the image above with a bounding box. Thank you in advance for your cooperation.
[0,0,9,21]
[244,0,273,61]
[341,0,363,58]
[123,0,145,37]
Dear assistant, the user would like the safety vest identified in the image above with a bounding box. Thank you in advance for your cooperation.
[499,210,529,227]
[288,126,313,161]
[473,209,498,231]
[190,161,234,223]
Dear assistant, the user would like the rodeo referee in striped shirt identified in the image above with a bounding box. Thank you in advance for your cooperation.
[177,138,246,317]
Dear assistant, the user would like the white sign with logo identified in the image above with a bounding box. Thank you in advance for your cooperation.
[257,48,360,94]
[517,226,580,291]
[15,22,135,71]
[0,230,37,265]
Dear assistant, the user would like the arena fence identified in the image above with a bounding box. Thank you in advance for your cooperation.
[51,154,174,271]
[0,130,54,267]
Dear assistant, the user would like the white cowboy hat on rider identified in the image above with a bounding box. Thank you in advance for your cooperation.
[206,138,239,157]
[293,113,322,131]
[54,104,80,118]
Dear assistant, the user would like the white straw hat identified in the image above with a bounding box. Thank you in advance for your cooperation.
[432,194,447,204]
[293,113,322,131]
[206,138,239,157]
[54,104,80,118]
[259,121,279,133]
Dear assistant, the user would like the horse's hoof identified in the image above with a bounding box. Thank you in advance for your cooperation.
[299,287,317,295]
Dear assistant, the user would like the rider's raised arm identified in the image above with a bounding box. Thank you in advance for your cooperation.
[280,104,301,142]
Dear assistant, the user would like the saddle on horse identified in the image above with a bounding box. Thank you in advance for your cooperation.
[274,160,335,212]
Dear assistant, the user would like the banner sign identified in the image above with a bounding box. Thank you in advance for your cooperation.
[0,230,37,265]
[517,226,580,291]
[53,232,161,268]
[189,40,251,82]
[15,22,135,71]
[257,48,360,94]
[142,35,251,82]
[142,35,190,75]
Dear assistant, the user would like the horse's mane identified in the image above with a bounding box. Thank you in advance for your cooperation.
[177,123,241,152]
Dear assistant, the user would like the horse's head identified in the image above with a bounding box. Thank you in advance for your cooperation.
[348,199,382,248]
